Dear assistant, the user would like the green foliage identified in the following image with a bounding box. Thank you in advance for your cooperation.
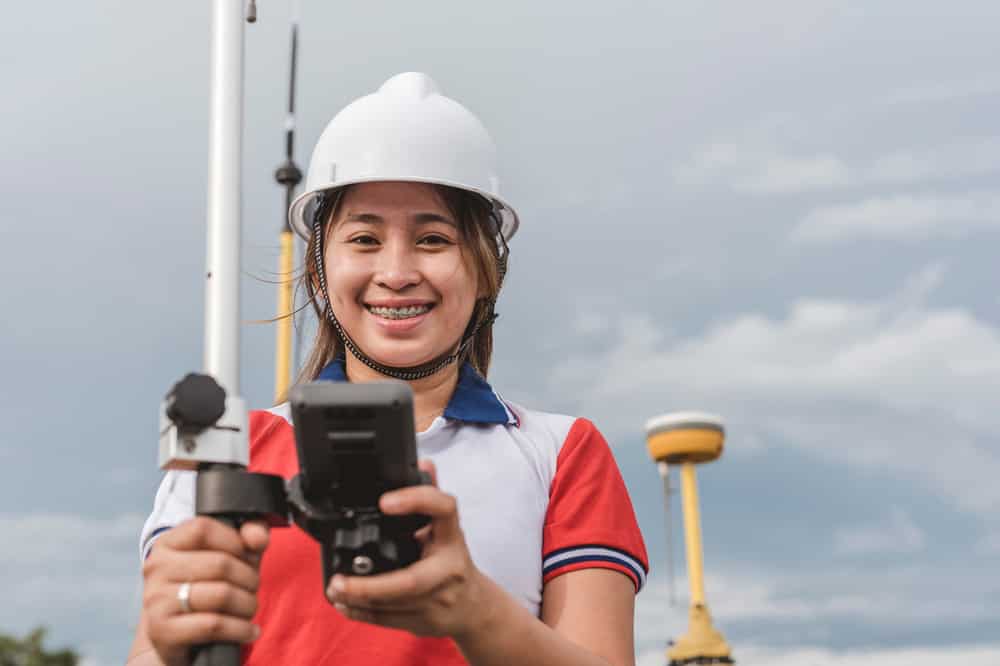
[0,627,78,666]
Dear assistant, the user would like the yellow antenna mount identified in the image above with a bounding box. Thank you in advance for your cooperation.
[645,411,734,666]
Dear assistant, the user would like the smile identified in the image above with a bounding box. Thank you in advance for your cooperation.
[365,304,435,320]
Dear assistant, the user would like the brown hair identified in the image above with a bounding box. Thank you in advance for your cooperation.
[291,183,506,395]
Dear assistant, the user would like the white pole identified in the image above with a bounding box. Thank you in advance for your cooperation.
[204,0,245,395]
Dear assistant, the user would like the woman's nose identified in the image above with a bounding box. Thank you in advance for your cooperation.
[373,242,421,291]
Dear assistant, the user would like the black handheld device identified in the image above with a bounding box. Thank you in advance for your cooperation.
[287,381,431,589]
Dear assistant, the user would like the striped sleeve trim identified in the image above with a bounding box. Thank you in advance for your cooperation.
[543,545,647,591]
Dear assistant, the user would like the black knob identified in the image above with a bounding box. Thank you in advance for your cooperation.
[166,373,227,433]
[275,160,302,187]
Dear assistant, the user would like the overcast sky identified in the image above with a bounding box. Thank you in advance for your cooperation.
[3,1,999,664]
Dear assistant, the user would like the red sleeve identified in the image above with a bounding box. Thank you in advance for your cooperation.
[247,409,299,480]
[542,418,649,592]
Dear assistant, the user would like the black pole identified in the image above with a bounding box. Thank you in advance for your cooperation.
[275,20,302,230]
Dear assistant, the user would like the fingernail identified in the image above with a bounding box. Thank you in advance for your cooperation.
[381,495,399,510]
[252,625,261,640]
[334,602,347,613]
[332,575,346,593]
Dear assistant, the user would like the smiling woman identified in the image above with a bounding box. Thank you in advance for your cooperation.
[130,73,647,666]
[298,181,507,390]
[318,183,489,369]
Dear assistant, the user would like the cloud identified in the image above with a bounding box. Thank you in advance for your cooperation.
[792,192,1000,244]
[673,142,851,193]
[547,266,1000,513]
[637,644,1000,666]
[571,305,614,337]
[832,507,925,556]
[977,530,1000,555]
[634,564,1000,660]
[673,137,1000,195]
[0,513,145,665]
[0,512,144,569]
[638,566,997,637]
[878,78,1000,107]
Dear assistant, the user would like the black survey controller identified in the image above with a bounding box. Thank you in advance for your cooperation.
[287,381,431,590]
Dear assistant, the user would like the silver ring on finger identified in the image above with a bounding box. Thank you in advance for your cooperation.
[177,581,193,614]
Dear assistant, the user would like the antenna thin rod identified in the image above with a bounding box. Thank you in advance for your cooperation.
[658,461,676,606]
[204,0,245,394]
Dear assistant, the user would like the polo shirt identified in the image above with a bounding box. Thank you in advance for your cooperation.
[139,360,648,665]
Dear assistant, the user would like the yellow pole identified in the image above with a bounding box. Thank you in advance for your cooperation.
[668,459,731,664]
[644,414,732,664]
[274,229,294,402]
[680,462,706,606]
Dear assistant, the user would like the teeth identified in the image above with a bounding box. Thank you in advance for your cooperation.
[367,304,432,320]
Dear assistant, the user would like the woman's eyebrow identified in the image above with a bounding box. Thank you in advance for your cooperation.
[344,212,383,224]
[344,212,456,227]
[412,212,457,227]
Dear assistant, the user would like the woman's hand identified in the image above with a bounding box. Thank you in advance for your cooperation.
[326,460,494,640]
[140,517,269,666]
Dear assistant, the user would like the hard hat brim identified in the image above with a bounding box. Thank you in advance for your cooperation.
[288,177,520,243]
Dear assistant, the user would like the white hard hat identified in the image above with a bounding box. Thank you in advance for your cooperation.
[289,72,520,242]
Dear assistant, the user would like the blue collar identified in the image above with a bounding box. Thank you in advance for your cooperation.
[317,358,517,426]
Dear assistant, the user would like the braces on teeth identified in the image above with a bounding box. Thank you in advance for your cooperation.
[367,305,432,319]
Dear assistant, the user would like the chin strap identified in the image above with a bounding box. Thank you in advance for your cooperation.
[309,190,509,381]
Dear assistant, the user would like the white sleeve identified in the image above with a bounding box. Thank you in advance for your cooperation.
[138,470,196,561]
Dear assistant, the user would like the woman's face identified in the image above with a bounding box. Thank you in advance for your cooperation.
[323,181,480,368]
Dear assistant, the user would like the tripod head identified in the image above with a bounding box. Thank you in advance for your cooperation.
[159,373,250,470]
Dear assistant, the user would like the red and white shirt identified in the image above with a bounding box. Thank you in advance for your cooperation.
[140,360,648,665]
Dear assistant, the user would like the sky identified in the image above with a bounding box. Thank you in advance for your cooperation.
[2,1,999,664]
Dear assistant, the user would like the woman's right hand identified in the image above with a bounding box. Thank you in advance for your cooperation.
[140,517,269,666]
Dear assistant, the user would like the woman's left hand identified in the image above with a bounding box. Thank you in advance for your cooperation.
[326,460,493,639]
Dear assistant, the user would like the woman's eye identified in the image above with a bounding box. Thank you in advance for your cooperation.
[348,235,379,246]
[419,234,452,246]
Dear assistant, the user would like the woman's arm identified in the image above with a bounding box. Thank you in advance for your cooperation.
[330,462,638,666]
[126,612,165,665]
[125,518,268,666]
[455,568,636,666]
[333,541,637,666]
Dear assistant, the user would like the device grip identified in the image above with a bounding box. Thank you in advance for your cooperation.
[190,514,241,666]
[189,468,288,666]
[191,642,241,666]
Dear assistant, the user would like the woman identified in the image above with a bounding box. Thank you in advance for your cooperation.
[129,72,647,666]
